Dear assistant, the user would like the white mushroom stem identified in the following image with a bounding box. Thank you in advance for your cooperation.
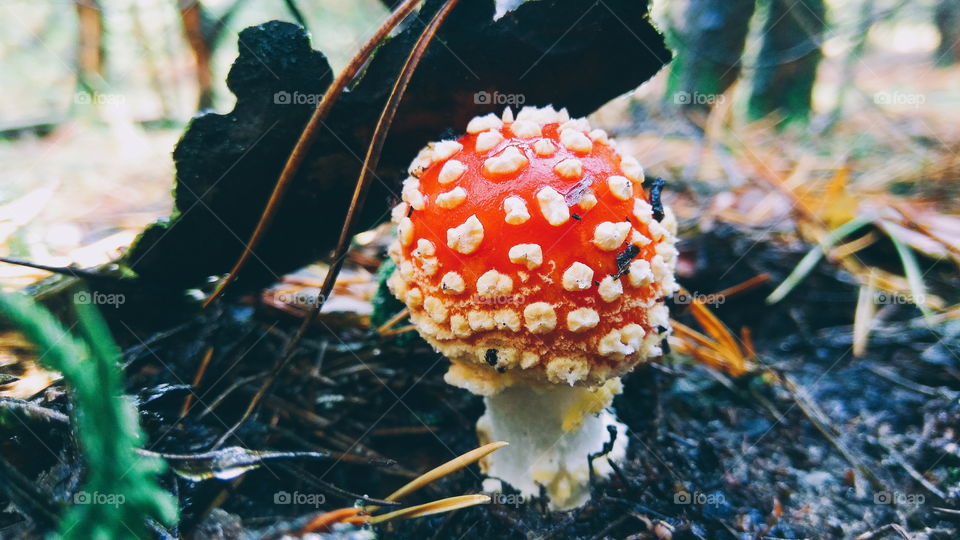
[476,379,628,510]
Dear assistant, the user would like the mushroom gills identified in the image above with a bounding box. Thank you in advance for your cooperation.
[475,379,627,510]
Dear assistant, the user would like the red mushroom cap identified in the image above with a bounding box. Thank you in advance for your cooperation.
[387,106,678,394]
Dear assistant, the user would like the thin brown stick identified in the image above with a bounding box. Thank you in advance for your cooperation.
[210,0,460,446]
[711,273,771,300]
[203,0,422,307]
[780,374,885,491]
[211,351,295,449]
[384,441,508,504]
[376,307,410,334]
[365,494,490,524]
[300,507,363,535]
[379,324,417,337]
[180,346,214,417]
[282,0,460,359]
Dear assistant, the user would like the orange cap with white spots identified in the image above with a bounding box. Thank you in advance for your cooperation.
[387,105,678,395]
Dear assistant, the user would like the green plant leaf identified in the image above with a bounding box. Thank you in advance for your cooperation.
[0,290,178,539]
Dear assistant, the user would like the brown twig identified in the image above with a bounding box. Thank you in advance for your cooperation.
[203,0,422,307]
[281,0,460,360]
[855,523,911,540]
[211,350,297,449]
[0,256,126,285]
[878,440,948,501]
[711,273,771,300]
[862,363,955,399]
[210,0,460,448]
[379,324,417,337]
[180,346,214,418]
[376,307,410,335]
[779,374,885,491]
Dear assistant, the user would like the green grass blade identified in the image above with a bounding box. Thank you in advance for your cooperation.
[887,233,935,322]
[767,216,873,305]
[0,290,177,539]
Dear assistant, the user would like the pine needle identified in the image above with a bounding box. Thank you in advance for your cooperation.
[365,494,491,525]
[767,215,873,304]
[852,274,877,358]
[888,231,935,321]
[299,441,508,533]
[384,441,509,504]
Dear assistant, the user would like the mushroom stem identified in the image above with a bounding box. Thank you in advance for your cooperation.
[476,378,627,510]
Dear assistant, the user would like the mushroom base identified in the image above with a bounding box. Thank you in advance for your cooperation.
[475,379,628,510]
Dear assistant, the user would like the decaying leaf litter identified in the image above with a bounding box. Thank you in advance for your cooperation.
[1,0,959,538]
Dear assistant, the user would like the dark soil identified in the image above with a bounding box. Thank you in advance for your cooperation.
[3,224,958,539]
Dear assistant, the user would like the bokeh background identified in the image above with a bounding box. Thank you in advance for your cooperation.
[2,2,960,537]
[1,0,957,291]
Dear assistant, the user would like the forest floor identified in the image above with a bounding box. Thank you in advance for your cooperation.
[2,47,960,538]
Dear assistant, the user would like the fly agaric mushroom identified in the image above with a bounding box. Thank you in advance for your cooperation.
[386,105,678,510]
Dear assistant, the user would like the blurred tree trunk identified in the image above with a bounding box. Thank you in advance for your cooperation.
[748,0,825,124]
[934,0,960,66]
[130,0,173,120]
[820,0,872,133]
[75,0,105,95]
[666,0,755,121]
[179,0,249,111]
[179,3,214,110]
